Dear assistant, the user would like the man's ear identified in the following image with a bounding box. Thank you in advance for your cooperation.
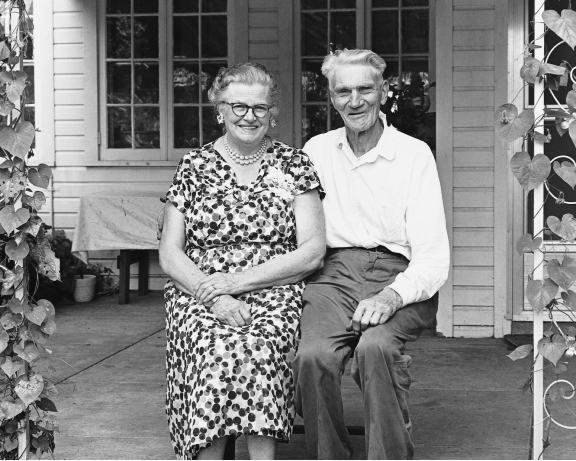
[380,81,390,105]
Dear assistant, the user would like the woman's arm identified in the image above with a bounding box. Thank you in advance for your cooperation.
[195,189,326,304]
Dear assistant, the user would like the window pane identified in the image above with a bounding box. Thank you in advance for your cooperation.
[174,107,200,148]
[108,107,132,148]
[302,60,328,102]
[330,107,344,131]
[174,0,199,13]
[107,17,131,59]
[24,37,33,59]
[372,10,398,54]
[134,0,158,14]
[404,0,428,6]
[401,58,428,76]
[174,17,199,58]
[202,0,227,13]
[134,16,159,58]
[331,11,356,50]
[174,63,200,103]
[401,10,428,54]
[383,59,398,81]
[330,0,356,8]
[202,16,227,58]
[24,65,34,104]
[202,106,221,144]
[107,63,131,103]
[134,107,160,148]
[302,0,327,9]
[107,0,130,14]
[24,107,34,129]
[302,105,327,144]
[302,12,328,56]
[135,63,159,103]
[372,0,398,6]
[201,61,227,103]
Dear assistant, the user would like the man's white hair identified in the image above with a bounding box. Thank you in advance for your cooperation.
[321,49,387,89]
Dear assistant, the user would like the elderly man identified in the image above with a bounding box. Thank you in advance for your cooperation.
[293,49,449,460]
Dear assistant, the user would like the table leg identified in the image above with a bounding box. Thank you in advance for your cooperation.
[118,250,130,305]
[138,250,149,296]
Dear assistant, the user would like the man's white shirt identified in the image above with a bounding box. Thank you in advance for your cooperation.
[303,113,450,307]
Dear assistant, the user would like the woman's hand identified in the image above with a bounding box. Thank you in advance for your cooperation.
[195,272,243,305]
[210,295,252,327]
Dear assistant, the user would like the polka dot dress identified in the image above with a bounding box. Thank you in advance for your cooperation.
[164,140,324,458]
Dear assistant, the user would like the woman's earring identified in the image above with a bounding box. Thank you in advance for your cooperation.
[270,118,277,128]
[217,113,224,124]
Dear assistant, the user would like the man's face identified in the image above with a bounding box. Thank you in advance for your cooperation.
[330,65,388,134]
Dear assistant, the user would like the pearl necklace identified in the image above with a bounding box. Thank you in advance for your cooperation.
[224,136,267,165]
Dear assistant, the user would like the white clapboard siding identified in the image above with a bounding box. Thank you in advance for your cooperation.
[446,0,500,336]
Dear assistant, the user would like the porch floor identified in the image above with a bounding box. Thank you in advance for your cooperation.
[41,292,573,460]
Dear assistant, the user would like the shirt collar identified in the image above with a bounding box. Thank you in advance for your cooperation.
[335,112,397,162]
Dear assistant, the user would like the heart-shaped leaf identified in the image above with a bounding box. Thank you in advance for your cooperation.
[37,299,55,322]
[547,214,576,240]
[5,238,29,261]
[13,342,39,363]
[28,163,52,189]
[36,398,57,413]
[24,304,47,326]
[0,122,35,158]
[495,105,535,144]
[554,160,576,189]
[530,131,552,143]
[0,329,9,353]
[507,344,533,361]
[548,257,576,290]
[551,363,568,374]
[0,99,14,117]
[0,205,29,235]
[21,215,42,237]
[15,374,44,406]
[0,170,26,199]
[516,234,542,254]
[510,152,551,191]
[527,278,559,313]
[538,334,568,366]
[561,290,576,309]
[27,323,48,345]
[8,297,25,314]
[520,57,541,84]
[0,70,28,102]
[569,120,576,148]
[543,9,576,48]
[1,311,21,330]
[0,42,10,61]
[0,397,25,419]
[22,191,46,211]
[40,319,56,336]
[0,356,23,377]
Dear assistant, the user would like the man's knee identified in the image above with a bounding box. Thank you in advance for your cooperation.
[356,327,404,363]
[295,338,343,376]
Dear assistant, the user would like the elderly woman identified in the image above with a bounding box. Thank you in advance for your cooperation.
[159,62,326,460]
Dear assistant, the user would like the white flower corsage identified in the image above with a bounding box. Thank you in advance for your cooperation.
[266,166,296,202]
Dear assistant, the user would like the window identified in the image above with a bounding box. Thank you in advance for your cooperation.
[100,0,228,161]
[296,0,433,146]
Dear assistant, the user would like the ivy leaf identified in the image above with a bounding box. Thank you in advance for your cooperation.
[495,105,535,144]
[0,328,9,353]
[516,234,542,254]
[551,363,568,374]
[547,214,576,240]
[0,397,25,419]
[22,191,46,211]
[0,99,14,117]
[27,323,48,345]
[24,304,47,326]
[40,319,56,336]
[567,90,576,112]
[13,342,39,363]
[36,397,57,413]
[510,152,551,191]
[0,356,24,378]
[0,42,9,61]
[21,215,42,237]
[0,170,26,199]
[0,205,29,234]
[507,344,533,361]
[526,278,559,313]
[520,57,541,84]
[0,311,21,330]
[543,9,576,48]
[553,160,576,189]
[30,240,61,282]
[28,163,52,189]
[5,238,29,261]
[530,131,552,143]
[548,257,576,290]
[538,334,568,366]
[561,290,576,310]
[37,299,55,322]
[7,297,25,314]
[0,70,27,102]
[15,373,44,406]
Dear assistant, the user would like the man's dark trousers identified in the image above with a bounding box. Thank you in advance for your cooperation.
[293,248,438,460]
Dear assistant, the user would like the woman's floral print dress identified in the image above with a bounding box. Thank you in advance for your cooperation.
[164,140,324,458]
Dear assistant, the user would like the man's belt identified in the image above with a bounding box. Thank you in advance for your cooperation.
[328,245,407,259]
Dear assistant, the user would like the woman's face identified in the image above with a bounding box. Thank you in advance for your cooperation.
[219,83,272,147]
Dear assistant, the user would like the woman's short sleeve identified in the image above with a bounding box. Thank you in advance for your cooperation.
[287,150,325,200]
[165,154,195,214]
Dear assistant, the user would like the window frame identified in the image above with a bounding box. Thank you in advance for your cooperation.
[88,0,248,166]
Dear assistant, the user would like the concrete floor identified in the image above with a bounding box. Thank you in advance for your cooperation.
[37,292,575,460]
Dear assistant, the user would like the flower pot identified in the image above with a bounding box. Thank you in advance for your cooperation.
[73,274,97,302]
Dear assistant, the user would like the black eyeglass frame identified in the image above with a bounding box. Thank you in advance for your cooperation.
[222,102,274,118]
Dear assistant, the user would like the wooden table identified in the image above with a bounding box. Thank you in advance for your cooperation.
[71,190,165,304]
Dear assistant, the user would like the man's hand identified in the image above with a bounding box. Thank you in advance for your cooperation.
[347,287,403,335]
[195,272,242,305]
[210,295,252,327]
[157,198,166,240]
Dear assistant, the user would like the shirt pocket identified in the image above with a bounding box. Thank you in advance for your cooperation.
[379,204,407,245]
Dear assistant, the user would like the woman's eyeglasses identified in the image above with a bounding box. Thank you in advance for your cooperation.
[223,102,273,118]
